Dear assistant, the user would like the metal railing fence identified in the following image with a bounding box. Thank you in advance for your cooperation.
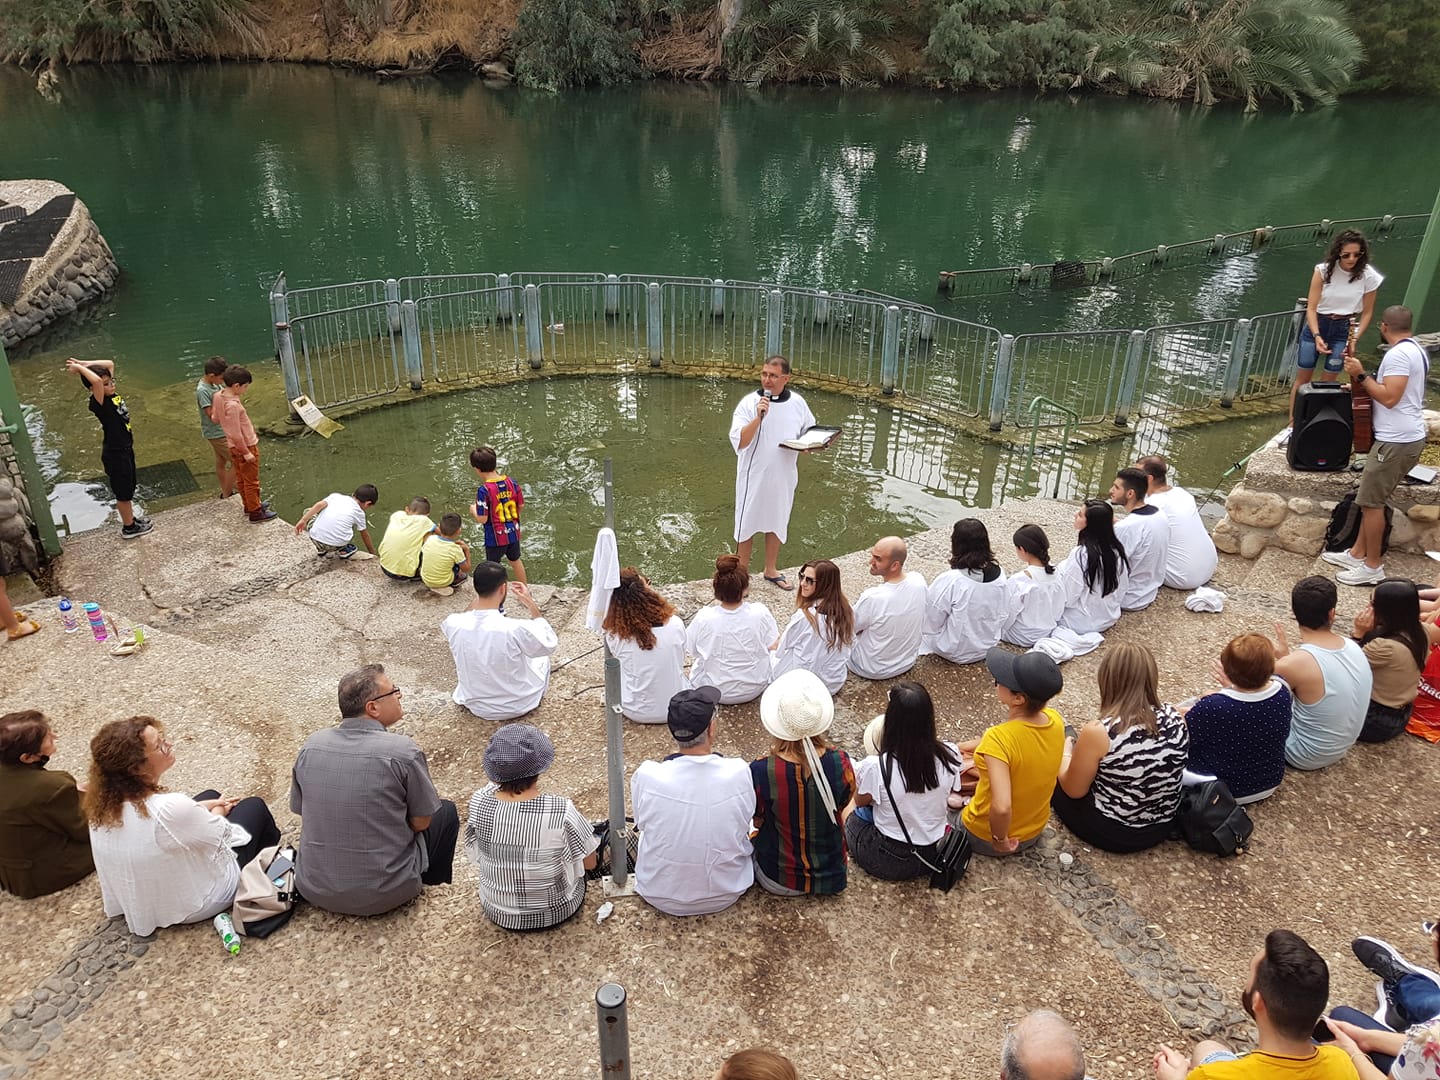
[267,270,1308,431]
[937,212,1430,298]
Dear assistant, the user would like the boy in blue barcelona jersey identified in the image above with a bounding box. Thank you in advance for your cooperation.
[469,446,527,584]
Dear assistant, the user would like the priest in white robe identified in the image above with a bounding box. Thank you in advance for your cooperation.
[729,355,816,590]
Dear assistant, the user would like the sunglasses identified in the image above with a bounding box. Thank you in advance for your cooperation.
[799,574,817,584]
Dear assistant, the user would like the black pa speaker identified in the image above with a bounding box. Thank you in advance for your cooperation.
[1288,383,1353,472]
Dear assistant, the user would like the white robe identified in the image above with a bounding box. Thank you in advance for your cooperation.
[730,389,816,543]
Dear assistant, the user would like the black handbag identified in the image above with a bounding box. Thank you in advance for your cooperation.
[1173,780,1252,856]
[880,757,971,892]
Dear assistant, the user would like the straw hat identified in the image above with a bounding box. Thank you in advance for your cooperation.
[759,669,834,742]
[863,713,886,758]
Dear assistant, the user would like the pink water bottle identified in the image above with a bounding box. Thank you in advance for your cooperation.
[83,602,108,643]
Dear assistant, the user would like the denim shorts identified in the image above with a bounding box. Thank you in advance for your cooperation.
[1296,314,1352,373]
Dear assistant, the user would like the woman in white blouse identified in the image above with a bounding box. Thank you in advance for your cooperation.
[1002,524,1066,647]
[687,554,778,704]
[770,558,854,693]
[602,567,688,724]
[85,717,279,937]
[1057,500,1131,635]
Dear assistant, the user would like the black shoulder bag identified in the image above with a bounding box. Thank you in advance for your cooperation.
[880,756,971,892]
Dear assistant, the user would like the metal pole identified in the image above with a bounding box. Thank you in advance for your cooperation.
[987,334,1015,432]
[275,321,303,421]
[524,285,544,370]
[596,983,631,1079]
[1113,329,1147,428]
[400,300,423,391]
[0,341,62,558]
[601,458,630,889]
[646,283,663,368]
[765,289,784,357]
[1219,318,1251,408]
[879,305,900,395]
[1402,189,1440,327]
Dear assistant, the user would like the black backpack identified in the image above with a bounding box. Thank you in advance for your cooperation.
[1324,490,1393,554]
[1173,780,1253,856]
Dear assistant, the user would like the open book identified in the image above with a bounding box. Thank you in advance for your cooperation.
[780,425,842,451]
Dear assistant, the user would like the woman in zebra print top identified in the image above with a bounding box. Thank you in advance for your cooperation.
[1052,642,1188,853]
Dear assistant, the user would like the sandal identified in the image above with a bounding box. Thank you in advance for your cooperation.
[764,574,794,591]
[6,618,41,641]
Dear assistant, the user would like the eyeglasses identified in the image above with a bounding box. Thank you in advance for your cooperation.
[1338,251,1362,259]
[368,686,403,704]
[799,574,817,584]
[149,737,173,755]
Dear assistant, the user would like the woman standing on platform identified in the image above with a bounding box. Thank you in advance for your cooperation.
[1290,229,1383,423]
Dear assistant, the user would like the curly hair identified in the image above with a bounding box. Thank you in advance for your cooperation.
[84,717,163,828]
[602,567,676,650]
[1322,229,1370,285]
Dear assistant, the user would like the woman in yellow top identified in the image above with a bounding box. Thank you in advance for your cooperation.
[959,648,1065,857]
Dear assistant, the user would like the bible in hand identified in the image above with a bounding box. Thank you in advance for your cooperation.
[779,426,842,451]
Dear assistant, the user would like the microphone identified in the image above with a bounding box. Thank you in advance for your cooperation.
[759,387,772,422]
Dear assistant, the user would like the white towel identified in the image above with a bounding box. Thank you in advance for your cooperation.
[1185,587,1226,613]
[1029,627,1104,664]
[586,528,620,633]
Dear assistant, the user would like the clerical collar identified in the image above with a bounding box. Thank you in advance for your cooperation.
[757,388,792,403]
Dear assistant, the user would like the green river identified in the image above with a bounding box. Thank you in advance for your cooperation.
[3,65,1439,583]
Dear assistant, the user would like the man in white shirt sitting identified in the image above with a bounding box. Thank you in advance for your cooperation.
[1136,455,1217,590]
[442,562,558,721]
[630,687,756,916]
[1109,468,1169,611]
[849,536,928,680]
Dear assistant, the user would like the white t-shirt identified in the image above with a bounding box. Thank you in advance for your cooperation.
[631,754,756,916]
[1114,506,1169,611]
[921,567,1009,664]
[849,572,928,680]
[1145,486,1218,590]
[1371,338,1429,444]
[443,608,559,721]
[90,793,251,937]
[1057,546,1126,634]
[310,493,368,546]
[854,744,960,845]
[770,608,852,694]
[1001,564,1067,648]
[686,602,778,705]
[605,615,688,724]
[1313,261,1383,315]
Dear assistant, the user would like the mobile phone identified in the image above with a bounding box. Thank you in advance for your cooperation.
[1424,919,1438,935]
[1313,1019,1335,1043]
[268,854,294,879]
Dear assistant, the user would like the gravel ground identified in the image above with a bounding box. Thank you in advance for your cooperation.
[2,496,1436,1080]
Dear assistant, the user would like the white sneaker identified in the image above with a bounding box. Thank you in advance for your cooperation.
[1321,549,1362,568]
[1337,563,1386,586]
[346,551,376,561]
[429,586,455,597]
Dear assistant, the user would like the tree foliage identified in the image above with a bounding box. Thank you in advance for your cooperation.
[726,0,897,85]
[924,0,1103,90]
[513,0,645,90]
[1342,0,1440,94]
[1091,0,1362,110]
[0,0,261,64]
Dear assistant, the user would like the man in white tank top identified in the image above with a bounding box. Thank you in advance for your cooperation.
[1273,576,1371,770]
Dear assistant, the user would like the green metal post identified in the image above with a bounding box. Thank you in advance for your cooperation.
[0,343,63,558]
[1402,188,1440,327]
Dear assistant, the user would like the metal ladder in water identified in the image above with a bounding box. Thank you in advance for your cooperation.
[1020,395,1080,499]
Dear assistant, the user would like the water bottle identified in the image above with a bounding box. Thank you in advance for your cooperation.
[58,598,78,633]
[213,913,241,955]
[83,602,107,643]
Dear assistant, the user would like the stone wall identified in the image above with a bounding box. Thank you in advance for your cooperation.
[0,402,42,573]
[1214,421,1440,560]
[0,180,118,350]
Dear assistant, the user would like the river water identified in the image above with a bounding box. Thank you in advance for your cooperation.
[3,65,1438,582]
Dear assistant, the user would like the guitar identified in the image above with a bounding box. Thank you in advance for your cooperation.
[1348,319,1373,454]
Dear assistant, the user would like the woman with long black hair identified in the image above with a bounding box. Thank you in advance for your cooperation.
[1057,500,1130,635]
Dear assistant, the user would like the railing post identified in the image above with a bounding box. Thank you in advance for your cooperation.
[596,983,630,1079]
[646,282,663,367]
[605,274,620,318]
[1113,329,1147,427]
[275,321,303,418]
[269,274,289,360]
[524,285,543,369]
[918,310,935,342]
[880,305,900,395]
[814,289,830,325]
[988,334,1015,431]
[497,273,514,321]
[710,278,726,319]
[400,300,423,390]
[1283,297,1307,382]
[385,278,402,333]
[1220,318,1251,408]
[765,289,783,357]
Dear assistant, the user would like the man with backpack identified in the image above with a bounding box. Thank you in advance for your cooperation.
[1325,305,1430,587]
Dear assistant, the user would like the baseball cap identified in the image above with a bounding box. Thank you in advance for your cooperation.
[985,647,1063,704]
[667,686,722,741]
